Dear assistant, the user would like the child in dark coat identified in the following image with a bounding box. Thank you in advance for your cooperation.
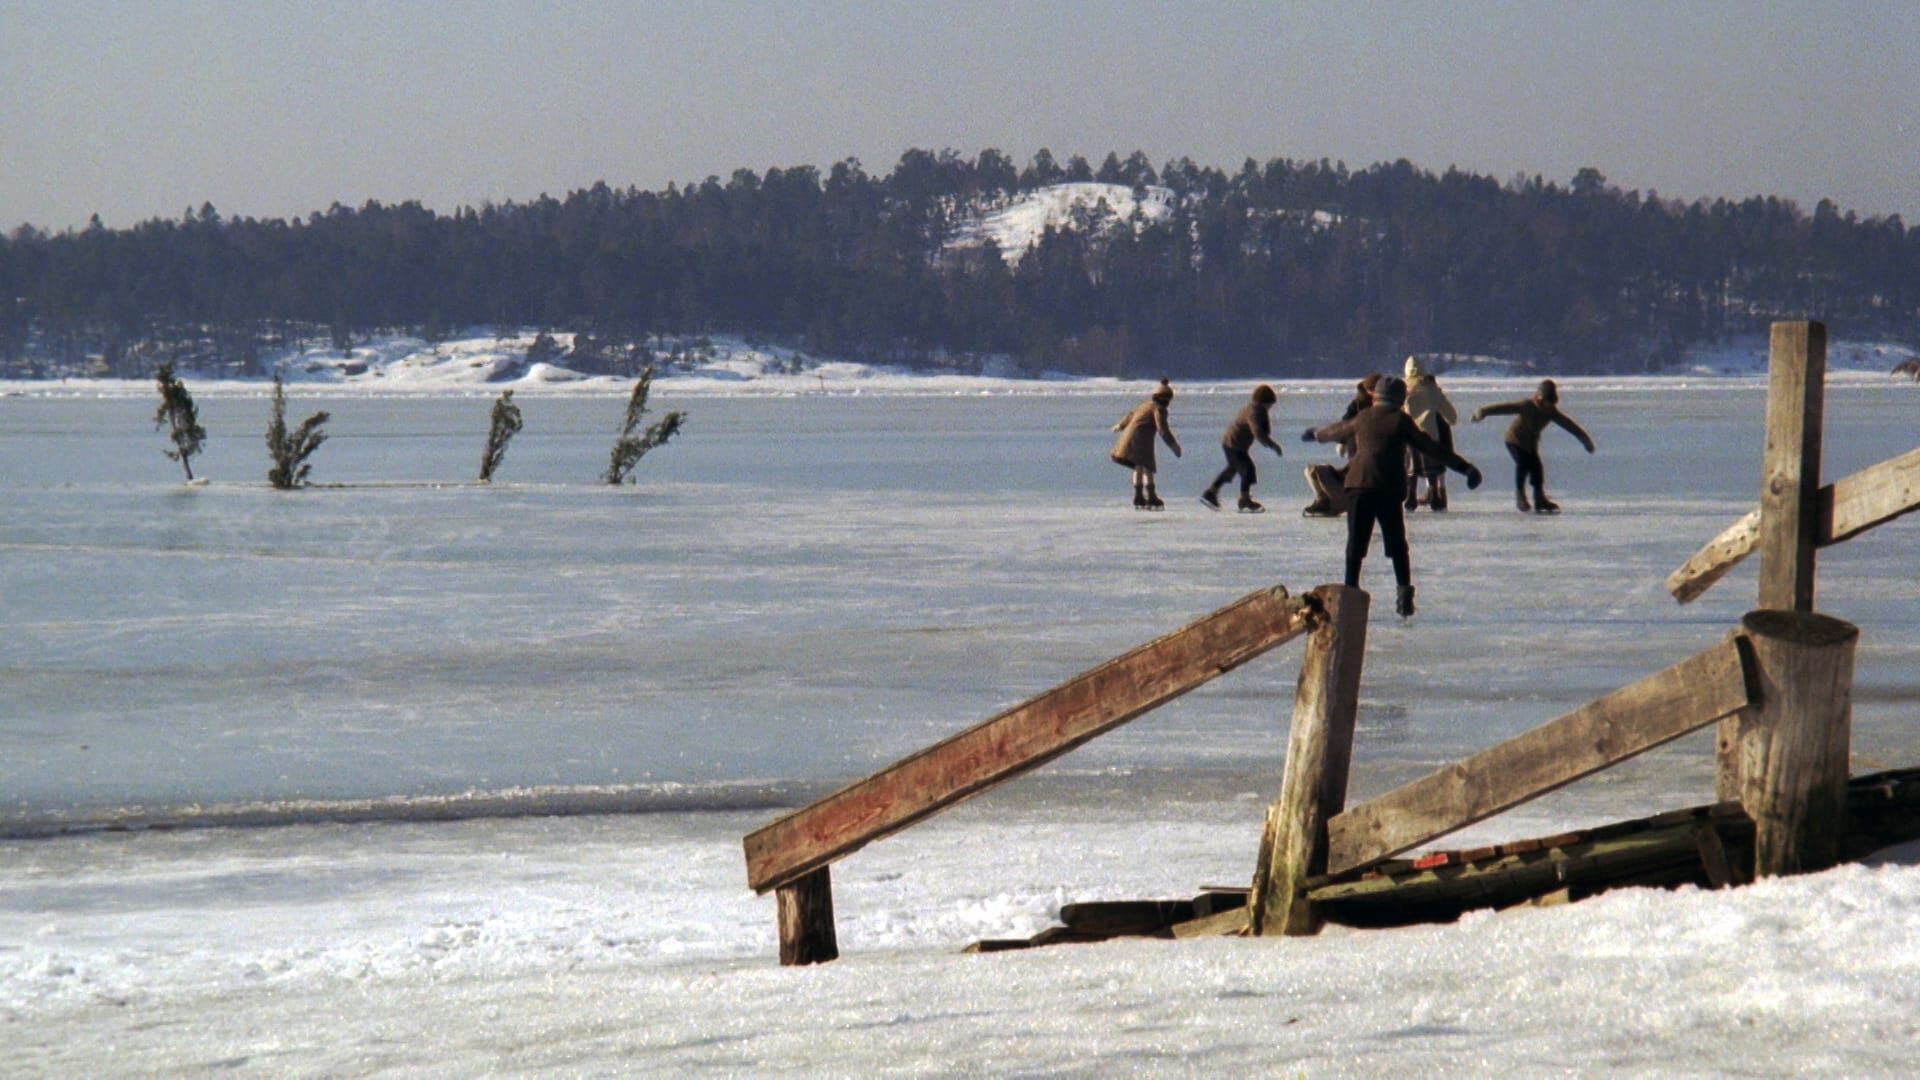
[1201,384,1283,512]
[1470,379,1595,513]
[1303,376,1482,617]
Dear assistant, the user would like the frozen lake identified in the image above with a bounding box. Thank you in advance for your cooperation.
[4,378,1920,1073]
[3,381,1916,826]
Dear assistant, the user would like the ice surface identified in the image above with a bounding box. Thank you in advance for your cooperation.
[2,379,1919,1072]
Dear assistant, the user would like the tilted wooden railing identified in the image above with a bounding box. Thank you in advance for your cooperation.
[744,583,1323,963]
[1323,638,1757,876]
[1666,446,1920,604]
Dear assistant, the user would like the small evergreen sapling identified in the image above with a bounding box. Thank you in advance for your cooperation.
[152,361,206,481]
[604,367,684,485]
[479,389,523,482]
[265,375,330,489]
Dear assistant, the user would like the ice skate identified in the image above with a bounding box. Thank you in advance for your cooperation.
[1404,487,1419,511]
[1144,490,1165,511]
[1429,481,1448,512]
[1302,499,1337,518]
[1237,495,1264,514]
[1199,488,1221,510]
[1533,495,1561,514]
[1515,491,1531,513]
[1133,490,1148,510]
[1395,584,1416,618]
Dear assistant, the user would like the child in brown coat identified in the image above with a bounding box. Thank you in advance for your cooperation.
[1301,373,1381,517]
[1201,384,1283,512]
[1470,379,1595,513]
[1110,378,1182,509]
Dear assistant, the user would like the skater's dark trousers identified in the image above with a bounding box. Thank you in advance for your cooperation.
[1211,447,1257,496]
[1345,490,1411,589]
[1506,443,1546,499]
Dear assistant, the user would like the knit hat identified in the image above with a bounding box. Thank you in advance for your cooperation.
[1536,378,1558,404]
[1252,383,1277,405]
[1151,378,1173,403]
[1404,355,1426,379]
[1373,376,1408,408]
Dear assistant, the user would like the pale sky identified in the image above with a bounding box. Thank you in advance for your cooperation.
[4,0,1917,231]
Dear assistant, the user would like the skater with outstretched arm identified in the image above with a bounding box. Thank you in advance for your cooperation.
[1401,356,1459,511]
[1470,378,1595,513]
[1302,376,1482,617]
[1201,383,1283,512]
[1110,378,1182,510]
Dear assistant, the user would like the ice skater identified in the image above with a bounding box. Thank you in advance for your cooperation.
[1401,356,1459,511]
[1470,378,1595,513]
[1201,383,1283,512]
[1302,376,1482,617]
[1301,373,1380,517]
[1110,378,1182,509]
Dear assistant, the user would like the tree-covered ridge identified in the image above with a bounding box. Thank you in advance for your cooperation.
[3,150,1914,378]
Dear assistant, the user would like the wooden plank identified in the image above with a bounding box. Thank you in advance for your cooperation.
[1324,638,1755,876]
[961,939,1033,954]
[1667,509,1761,604]
[1250,585,1369,936]
[1312,823,1705,905]
[1503,887,1571,911]
[1757,320,1825,612]
[1693,823,1735,888]
[1169,904,1249,938]
[1667,447,1920,604]
[1058,899,1195,936]
[1825,445,1920,544]
[743,585,1312,892]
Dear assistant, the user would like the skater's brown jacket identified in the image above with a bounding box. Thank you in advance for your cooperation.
[1111,399,1179,473]
[1221,401,1280,454]
[1473,398,1594,454]
[1309,405,1474,497]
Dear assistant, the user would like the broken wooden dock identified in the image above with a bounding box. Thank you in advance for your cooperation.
[965,766,1920,950]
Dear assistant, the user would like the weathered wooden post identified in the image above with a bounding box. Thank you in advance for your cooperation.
[1250,585,1368,936]
[1718,321,1826,802]
[777,866,838,966]
[1731,609,1857,875]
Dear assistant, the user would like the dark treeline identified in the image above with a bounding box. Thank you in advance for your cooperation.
[4,148,1916,378]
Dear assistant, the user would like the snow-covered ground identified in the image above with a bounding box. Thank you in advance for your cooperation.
[3,384,1919,1072]
[6,810,1920,1074]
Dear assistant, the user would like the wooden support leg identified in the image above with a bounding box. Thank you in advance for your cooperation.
[777,866,839,966]
[1731,609,1857,877]
[1722,320,1826,800]
[1250,585,1369,936]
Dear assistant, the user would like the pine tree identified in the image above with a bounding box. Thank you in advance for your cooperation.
[265,375,330,489]
[152,361,206,481]
[479,388,523,482]
[605,367,684,485]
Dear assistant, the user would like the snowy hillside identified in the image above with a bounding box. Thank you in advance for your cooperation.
[948,182,1175,263]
